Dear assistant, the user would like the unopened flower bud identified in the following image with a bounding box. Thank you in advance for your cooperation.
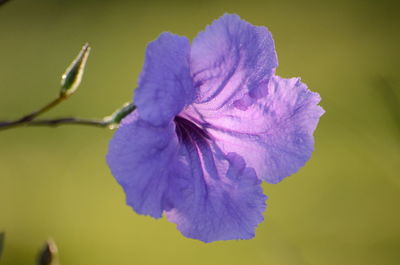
[106,102,136,128]
[60,43,90,97]
[37,239,58,265]
[0,232,4,260]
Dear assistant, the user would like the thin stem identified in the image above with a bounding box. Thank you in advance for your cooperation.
[0,100,136,131]
[27,117,111,128]
[0,96,66,131]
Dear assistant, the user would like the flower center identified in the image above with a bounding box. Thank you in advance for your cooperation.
[174,116,210,144]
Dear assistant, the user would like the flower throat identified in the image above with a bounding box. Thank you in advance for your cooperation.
[174,116,210,144]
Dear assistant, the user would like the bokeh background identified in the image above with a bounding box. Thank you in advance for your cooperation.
[1,0,399,264]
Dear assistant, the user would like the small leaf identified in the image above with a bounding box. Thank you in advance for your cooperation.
[60,43,91,97]
[37,239,58,265]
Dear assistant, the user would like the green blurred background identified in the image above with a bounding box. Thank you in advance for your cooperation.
[1,0,399,264]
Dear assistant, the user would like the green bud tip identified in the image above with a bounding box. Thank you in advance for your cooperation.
[106,102,136,128]
[60,43,91,97]
[37,239,58,265]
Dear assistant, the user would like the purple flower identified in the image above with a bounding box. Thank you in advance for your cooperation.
[107,14,324,243]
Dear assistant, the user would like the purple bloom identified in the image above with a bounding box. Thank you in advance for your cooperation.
[107,14,324,242]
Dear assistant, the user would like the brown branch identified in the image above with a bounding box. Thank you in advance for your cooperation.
[0,96,67,130]
[27,117,111,128]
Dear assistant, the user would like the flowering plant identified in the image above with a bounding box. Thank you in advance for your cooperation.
[107,14,324,242]
[0,8,323,244]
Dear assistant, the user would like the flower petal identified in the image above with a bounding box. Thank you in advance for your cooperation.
[190,14,278,109]
[134,32,195,126]
[165,139,267,243]
[187,76,324,184]
[106,112,179,218]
